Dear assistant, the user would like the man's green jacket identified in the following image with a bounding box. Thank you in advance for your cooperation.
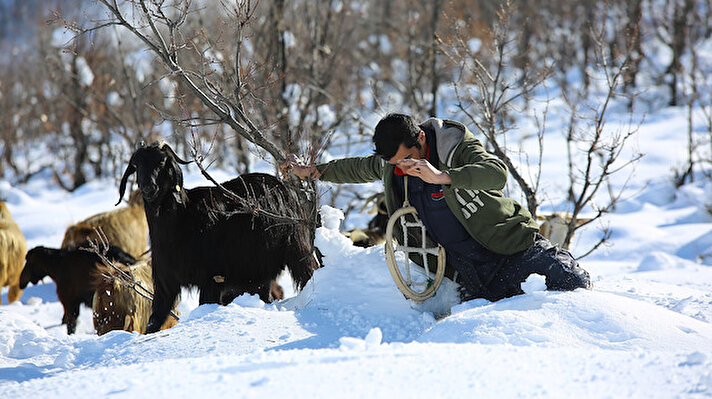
[317,118,539,255]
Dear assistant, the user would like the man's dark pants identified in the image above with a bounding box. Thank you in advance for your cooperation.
[449,234,592,302]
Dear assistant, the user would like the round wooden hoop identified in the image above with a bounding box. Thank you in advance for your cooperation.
[384,206,446,303]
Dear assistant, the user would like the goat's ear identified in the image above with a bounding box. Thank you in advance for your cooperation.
[167,160,185,205]
[117,162,137,206]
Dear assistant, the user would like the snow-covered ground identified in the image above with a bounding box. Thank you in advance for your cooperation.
[2,108,712,398]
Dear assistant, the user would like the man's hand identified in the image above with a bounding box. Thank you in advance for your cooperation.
[280,154,322,180]
[397,158,451,185]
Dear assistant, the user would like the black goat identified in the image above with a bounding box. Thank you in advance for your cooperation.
[20,245,136,334]
[117,142,318,334]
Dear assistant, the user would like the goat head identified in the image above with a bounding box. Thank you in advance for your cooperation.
[118,142,191,207]
[20,247,51,288]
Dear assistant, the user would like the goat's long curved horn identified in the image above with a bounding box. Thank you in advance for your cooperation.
[117,153,137,206]
[160,142,192,165]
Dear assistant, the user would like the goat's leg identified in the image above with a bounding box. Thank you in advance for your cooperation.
[198,282,222,305]
[218,283,247,305]
[269,280,284,301]
[7,268,24,303]
[146,283,180,334]
[60,296,69,325]
[7,283,23,304]
[257,281,273,303]
[65,301,81,335]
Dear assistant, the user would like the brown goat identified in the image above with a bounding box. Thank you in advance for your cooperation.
[20,245,136,334]
[61,190,148,259]
[343,228,387,248]
[343,193,388,248]
[92,257,179,335]
[538,212,593,249]
[0,202,27,305]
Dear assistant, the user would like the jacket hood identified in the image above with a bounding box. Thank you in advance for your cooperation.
[420,118,467,167]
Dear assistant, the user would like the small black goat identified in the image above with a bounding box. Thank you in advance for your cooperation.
[20,245,136,334]
[117,142,318,334]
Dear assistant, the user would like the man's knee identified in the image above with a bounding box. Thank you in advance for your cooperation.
[548,265,592,291]
[516,239,593,292]
[546,249,592,291]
